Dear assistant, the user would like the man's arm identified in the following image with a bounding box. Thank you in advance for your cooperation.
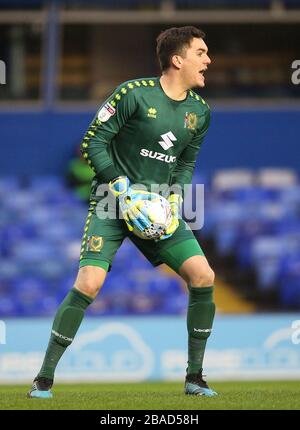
[171,107,211,195]
[81,83,155,235]
[80,84,137,183]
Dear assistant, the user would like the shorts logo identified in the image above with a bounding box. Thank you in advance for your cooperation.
[87,235,104,252]
[97,102,116,122]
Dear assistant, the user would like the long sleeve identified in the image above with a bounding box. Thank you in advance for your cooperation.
[171,107,210,195]
[80,84,138,183]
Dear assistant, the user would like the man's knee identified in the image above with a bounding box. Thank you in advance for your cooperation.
[74,265,107,298]
[188,267,215,288]
[179,256,215,288]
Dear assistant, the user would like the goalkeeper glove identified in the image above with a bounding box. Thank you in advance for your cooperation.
[108,176,152,234]
[158,193,182,241]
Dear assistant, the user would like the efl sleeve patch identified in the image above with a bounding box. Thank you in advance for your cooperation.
[97,102,116,122]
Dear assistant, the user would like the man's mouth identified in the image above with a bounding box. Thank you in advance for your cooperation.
[199,68,207,76]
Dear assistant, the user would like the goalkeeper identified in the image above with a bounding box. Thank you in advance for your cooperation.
[28,26,216,398]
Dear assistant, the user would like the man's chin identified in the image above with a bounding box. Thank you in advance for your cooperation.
[192,83,205,90]
[198,78,205,88]
[192,78,205,89]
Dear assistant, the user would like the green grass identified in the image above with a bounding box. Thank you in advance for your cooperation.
[0,381,300,410]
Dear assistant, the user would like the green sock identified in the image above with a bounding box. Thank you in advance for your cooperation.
[38,288,93,380]
[186,286,215,375]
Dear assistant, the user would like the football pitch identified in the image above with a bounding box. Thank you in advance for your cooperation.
[0,380,300,410]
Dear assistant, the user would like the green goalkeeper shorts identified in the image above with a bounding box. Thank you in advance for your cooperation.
[79,201,205,274]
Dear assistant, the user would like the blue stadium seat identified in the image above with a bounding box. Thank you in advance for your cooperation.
[37,295,61,316]
[12,240,58,263]
[30,175,64,191]
[279,253,300,307]
[160,291,188,314]
[86,296,111,316]
[12,276,50,316]
[152,273,181,294]
[0,177,20,195]
[251,235,300,291]
[0,259,21,280]
[37,260,67,281]
[0,296,21,317]
[128,292,160,315]
[58,275,77,299]
[210,202,245,255]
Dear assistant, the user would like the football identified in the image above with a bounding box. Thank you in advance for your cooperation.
[132,194,172,240]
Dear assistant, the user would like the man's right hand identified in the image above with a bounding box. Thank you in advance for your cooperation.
[108,176,152,234]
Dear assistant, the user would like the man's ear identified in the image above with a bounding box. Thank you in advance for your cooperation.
[171,55,183,69]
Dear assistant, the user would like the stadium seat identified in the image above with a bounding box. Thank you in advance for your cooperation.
[257,168,298,189]
[0,296,21,317]
[37,295,61,317]
[212,168,255,192]
[251,235,300,290]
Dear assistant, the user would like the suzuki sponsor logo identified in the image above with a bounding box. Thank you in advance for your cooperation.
[158,131,177,150]
[140,149,176,163]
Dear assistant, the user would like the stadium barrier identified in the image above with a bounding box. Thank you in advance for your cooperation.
[1,314,300,383]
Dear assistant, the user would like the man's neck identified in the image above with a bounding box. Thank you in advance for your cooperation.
[159,73,188,101]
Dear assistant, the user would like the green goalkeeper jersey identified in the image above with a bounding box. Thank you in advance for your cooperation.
[81,77,210,199]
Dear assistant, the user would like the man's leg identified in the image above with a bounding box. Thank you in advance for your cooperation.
[27,199,126,398]
[179,257,216,385]
[157,238,217,397]
[27,265,108,398]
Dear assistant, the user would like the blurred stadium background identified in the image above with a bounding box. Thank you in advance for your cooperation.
[0,0,300,385]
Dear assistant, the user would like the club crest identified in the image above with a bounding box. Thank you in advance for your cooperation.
[184,112,198,130]
[87,236,104,252]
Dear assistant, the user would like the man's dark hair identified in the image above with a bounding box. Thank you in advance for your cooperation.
[156,26,205,72]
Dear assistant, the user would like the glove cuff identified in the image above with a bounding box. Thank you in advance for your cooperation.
[169,193,183,208]
[109,176,130,198]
